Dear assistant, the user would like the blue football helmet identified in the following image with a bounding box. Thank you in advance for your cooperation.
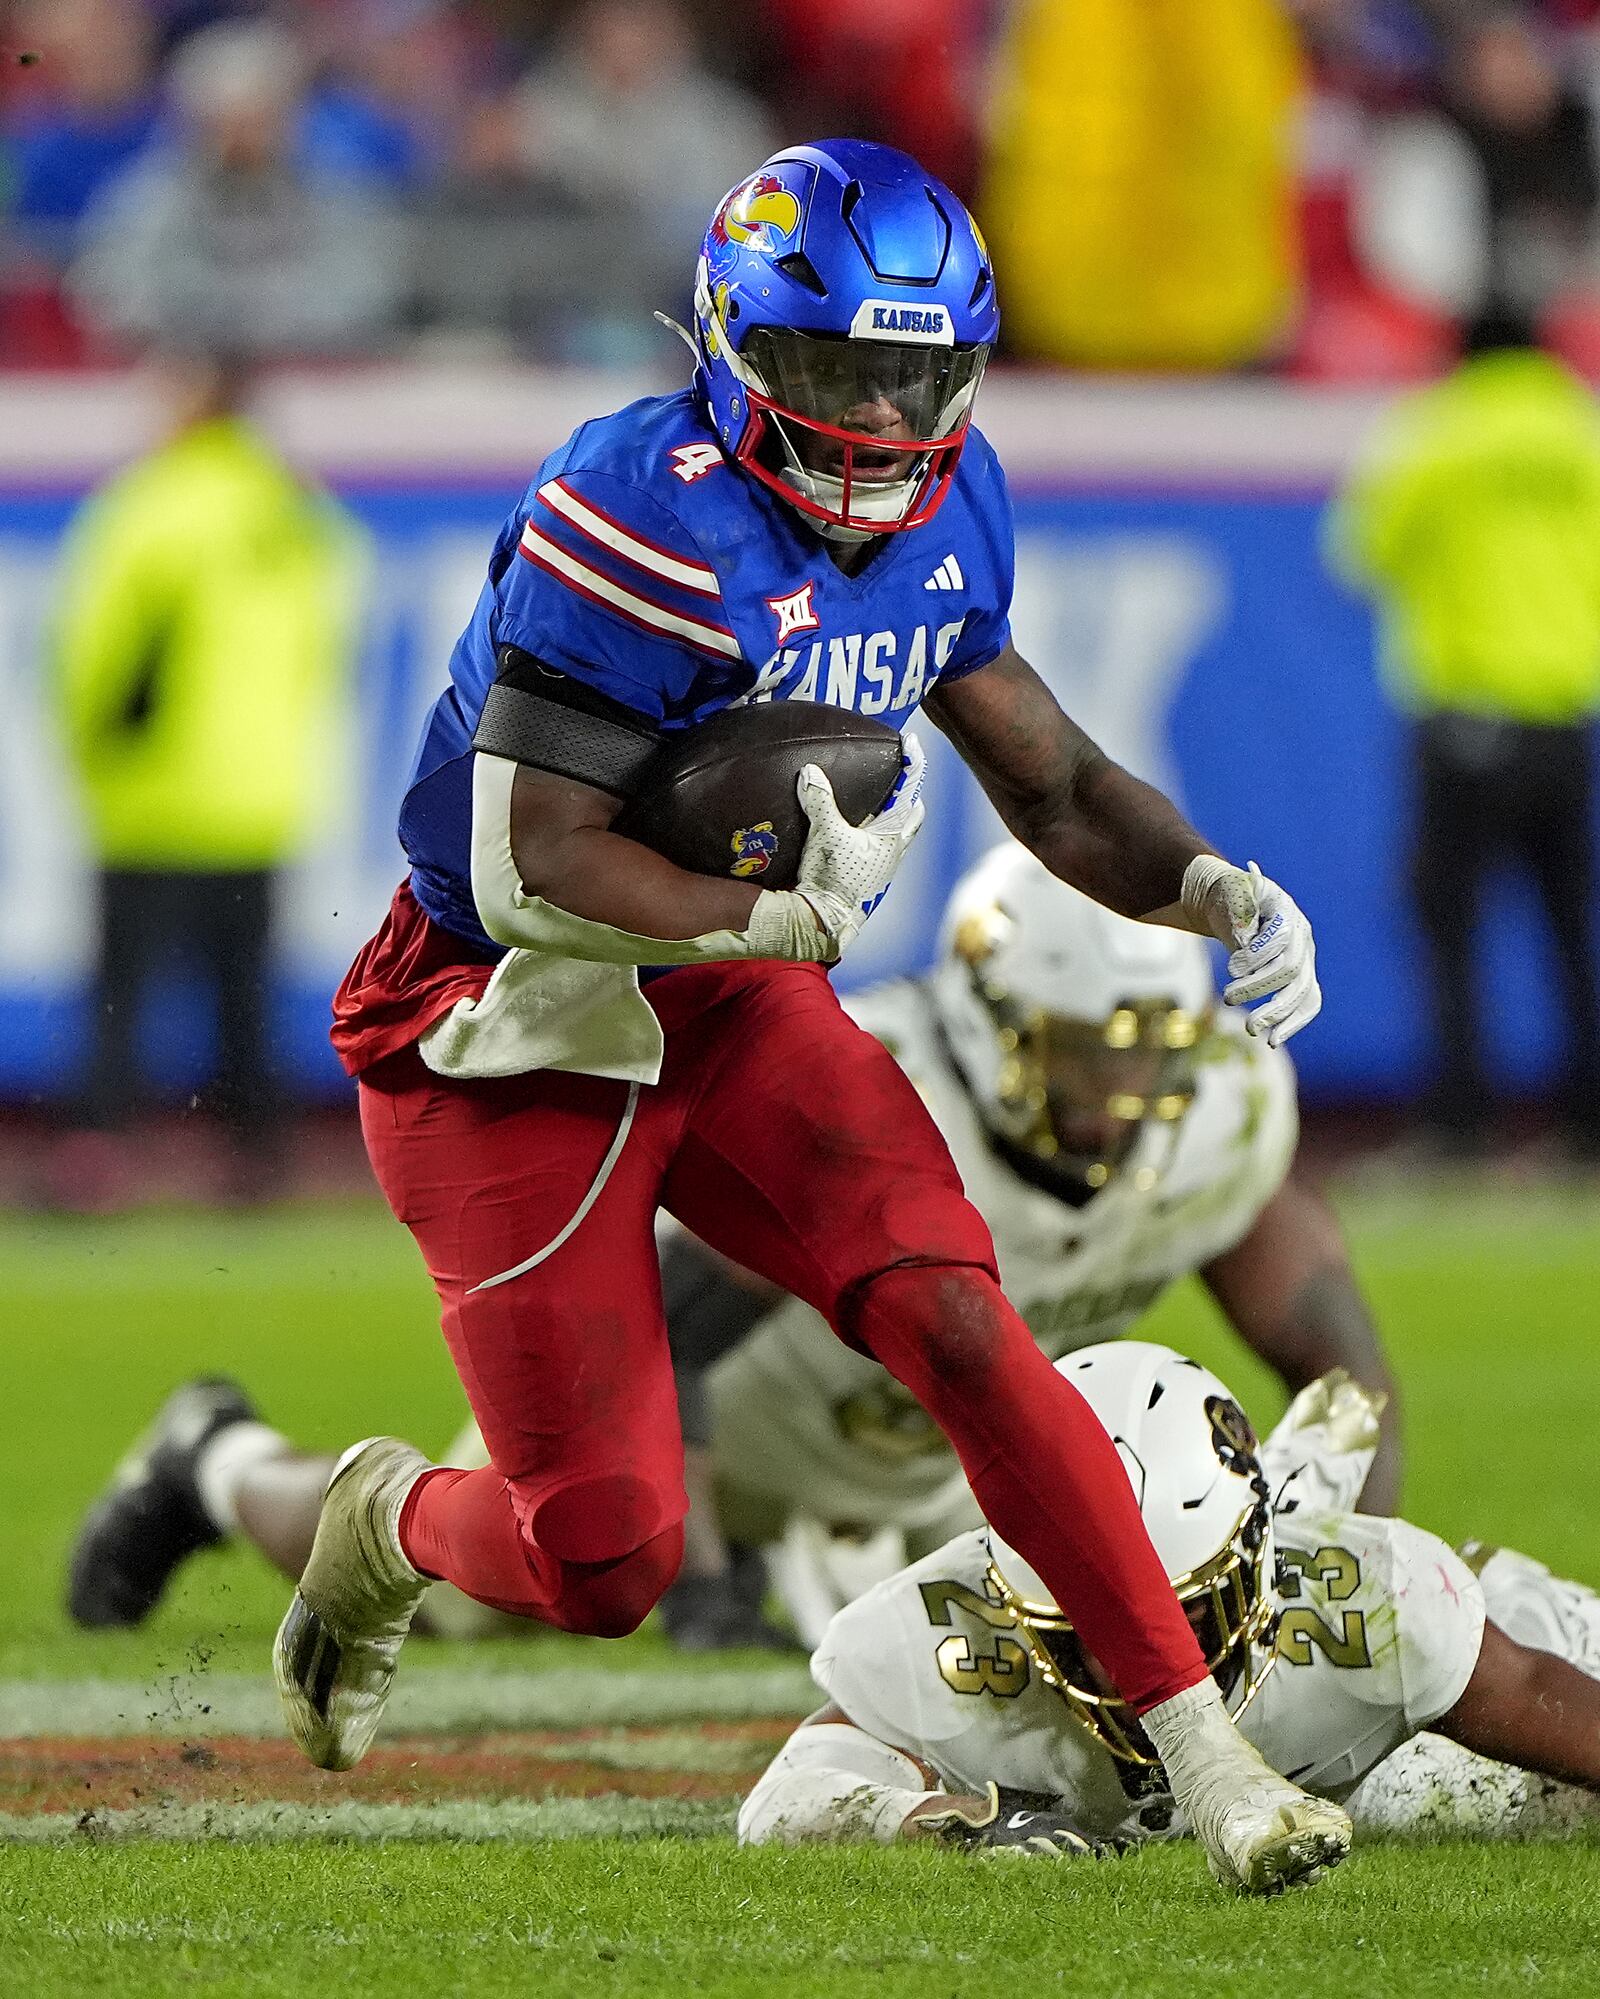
[690,140,999,543]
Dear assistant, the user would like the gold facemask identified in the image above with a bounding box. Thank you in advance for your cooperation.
[986,1503,1278,1768]
[952,912,1210,1188]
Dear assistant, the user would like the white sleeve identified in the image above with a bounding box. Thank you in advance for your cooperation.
[468,753,826,965]
[1388,1520,1488,1731]
[1472,1546,1600,1674]
[737,1721,938,1847]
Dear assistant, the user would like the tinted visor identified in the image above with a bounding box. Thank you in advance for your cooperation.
[742,328,988,443]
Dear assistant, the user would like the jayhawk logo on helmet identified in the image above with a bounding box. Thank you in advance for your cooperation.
[694,142,998,541]
[710,173,802,255]
[729,821,780,879]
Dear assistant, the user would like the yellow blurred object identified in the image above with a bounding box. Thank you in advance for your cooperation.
[1331,352,1600,724]
[55,416,363,869]
[982,0,1303,370]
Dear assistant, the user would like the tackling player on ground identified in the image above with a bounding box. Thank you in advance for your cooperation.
[739,1343,1600,1859]
[257,139,1338,1891]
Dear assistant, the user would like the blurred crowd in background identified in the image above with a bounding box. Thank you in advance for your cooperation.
[5,0,1600,376]
[9,0,1600,1210]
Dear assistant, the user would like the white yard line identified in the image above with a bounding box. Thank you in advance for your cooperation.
[0,1665,817,1740]
[0,1797,731,1845]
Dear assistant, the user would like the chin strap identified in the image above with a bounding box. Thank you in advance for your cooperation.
[775,457,919,542]
[653,310,700,363]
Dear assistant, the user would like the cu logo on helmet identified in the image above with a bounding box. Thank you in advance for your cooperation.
[1204,1395,1259,1477]
[729,822,779,878]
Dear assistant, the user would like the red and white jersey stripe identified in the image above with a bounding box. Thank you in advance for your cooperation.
[535,478,721,597]
[517,522,740,661]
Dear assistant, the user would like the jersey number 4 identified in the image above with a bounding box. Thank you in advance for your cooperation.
[670,443,723,483]
[920,1580,1032,1699]
[1277,1544,1373,1669]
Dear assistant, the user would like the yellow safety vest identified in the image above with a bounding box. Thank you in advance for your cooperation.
[54,417,363,868]
[1331,352,1600,724]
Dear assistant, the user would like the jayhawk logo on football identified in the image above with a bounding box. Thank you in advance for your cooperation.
[711,173,801,254]
[729,822,779,879]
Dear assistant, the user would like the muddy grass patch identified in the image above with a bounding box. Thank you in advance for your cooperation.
[1,1719,790,1818]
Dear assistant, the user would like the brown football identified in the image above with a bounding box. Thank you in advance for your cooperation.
[614,701,904,890]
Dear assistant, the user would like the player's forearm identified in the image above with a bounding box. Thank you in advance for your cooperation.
[737,1720,939,1847]
[927,650,1213,921]
[1440,1623,1600,1791]
[1203,1183,1401,1510]
[1025,751,1218,923]
[476,756,825,966]
[516,819,761,941]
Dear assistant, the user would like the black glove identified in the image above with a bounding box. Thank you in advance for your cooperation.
[909,1782,1111,1858]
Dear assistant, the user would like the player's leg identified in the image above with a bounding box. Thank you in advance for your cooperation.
[276,1051,688,1766]
[656,1232,795,1650]
[1412,718,1495,1150]
[662,961,1349,1890]
[660,1427,795,1653]
[1464,1540,1600,1676]
[363,1055,687,1632]
[1518,725,1600,1152]
[1350,1539,1600,1839]
[66,1378,275,1626]
[68,1371,533,1637]
[207,868,282,1170]
[404,1421,535,1639]
[704,1293,932,1644]
[661,961,1207,1705]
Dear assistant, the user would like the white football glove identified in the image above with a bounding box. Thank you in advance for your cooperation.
[1260,1368,1388,1517]
[787,733,927,960]
[1277,1368,1388,1457]
[1182,856,1321,1046]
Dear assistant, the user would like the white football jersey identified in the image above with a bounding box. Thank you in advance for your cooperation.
[709,978,1299,1530]
[810,1504,1486,1845]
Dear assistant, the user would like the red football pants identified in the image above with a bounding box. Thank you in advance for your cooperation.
[360,959,1206,1710]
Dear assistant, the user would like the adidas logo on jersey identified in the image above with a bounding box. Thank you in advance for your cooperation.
[924,555,964,593]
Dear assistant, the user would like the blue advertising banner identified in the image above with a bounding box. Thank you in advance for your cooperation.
[0,469,1576,1106]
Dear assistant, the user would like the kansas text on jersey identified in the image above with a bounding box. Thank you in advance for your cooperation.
[399,389,1015,953]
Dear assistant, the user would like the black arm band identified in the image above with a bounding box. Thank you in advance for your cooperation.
[471,646,661,797]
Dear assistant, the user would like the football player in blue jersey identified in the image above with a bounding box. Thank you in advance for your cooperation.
[281,140,1339,1895]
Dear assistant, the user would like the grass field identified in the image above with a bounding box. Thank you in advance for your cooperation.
[5,1184,1600,1996]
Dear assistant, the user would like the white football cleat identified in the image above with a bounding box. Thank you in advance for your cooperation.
[1146,1683,1351,1895]
[273,1437,431,1771]
[1190,1763,1352,1895]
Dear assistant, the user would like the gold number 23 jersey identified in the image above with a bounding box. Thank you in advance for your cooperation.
[809,1496,1485,1845]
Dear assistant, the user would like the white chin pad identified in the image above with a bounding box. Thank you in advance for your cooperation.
[777,464,919,539]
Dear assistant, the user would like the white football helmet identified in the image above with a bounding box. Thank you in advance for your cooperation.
[988,1341,1277,1766]
[932,844,1216,1193]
